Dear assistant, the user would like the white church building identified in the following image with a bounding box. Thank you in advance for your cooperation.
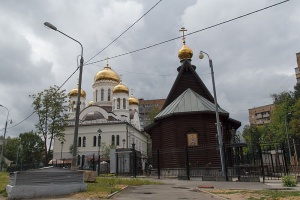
[52,63,148,169]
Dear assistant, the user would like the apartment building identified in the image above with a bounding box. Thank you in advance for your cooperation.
[138,99,165,128]
[248,104,275,126]
[295,52,300,83]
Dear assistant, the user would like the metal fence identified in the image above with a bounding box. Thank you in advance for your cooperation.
[151,141,300,182]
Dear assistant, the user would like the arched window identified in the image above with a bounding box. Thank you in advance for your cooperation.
[101,89,104,101]
[78,137,82,147]
[82,155,85,166]
[108,89,111,101]
[96,90,98,102]
[93,136,96,147]
[83,136,86,147]
[116,135,120,146]
[123,98,126,109]
[117,98,120,109]
[77,155,80,166]
[112,135,115,145]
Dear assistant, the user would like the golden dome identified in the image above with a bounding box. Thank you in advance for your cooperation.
[69,87,86,98]
[113,82,129,94]
[94,64,120,83]
[129,94,139,105]
[178,44,193,61]
[88,101,94,106]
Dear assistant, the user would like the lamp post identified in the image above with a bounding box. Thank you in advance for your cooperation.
[132,142,136,178]
[199,51,225,177]
[60,141,64,160]
[44,22,84,170]
[0,104,9,171]
[97,128,102,176]
[284,112,292,162]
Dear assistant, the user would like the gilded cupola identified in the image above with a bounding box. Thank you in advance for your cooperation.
[113,82,129,94]
[69,87,86,98]
[88,101,94,106]
[178,27,193,61]
[94,63,121,83]
[129,94,139,105]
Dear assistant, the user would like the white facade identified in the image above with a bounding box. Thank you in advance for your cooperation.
[52,64,146,169]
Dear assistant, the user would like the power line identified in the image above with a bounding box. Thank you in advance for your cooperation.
[85,0,291,66]
[84,0,163,64]
[3,0,291,131]
[2,67,80,131]
[3,0,163,131]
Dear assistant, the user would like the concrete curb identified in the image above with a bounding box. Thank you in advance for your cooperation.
[108,186,129,199]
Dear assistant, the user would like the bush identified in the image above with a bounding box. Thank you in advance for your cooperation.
[282,175,298,187]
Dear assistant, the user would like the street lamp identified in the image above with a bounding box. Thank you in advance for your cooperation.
[0,104,11,171]
[284,112,292,162]
[97,128,102,176]
[199,51,225,177]
[132,142,136,177]
[44,22,84,170]
[60,141,64,160]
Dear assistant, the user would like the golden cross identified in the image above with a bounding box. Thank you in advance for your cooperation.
[120,74,123,81]
[105,57,109,66]
[131,89,134,96]
[179,27,187,44]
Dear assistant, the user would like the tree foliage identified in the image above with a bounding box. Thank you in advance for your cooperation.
[4,137,20,163]
[19,131,44,164]
[30,85,68,165]
[266,83,300,143]
[148,107,160,124]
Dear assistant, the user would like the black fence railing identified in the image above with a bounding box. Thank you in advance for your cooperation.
[152,141,300,182]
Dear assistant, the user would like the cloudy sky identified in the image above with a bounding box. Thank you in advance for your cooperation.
[0,0,298,137]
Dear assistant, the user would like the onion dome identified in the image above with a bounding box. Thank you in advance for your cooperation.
[178,44,193,61]
[69,87,86,98]
[88,101,94,106]
[94,64,120,83]
[113,82,129,94]
[129,94,139,105]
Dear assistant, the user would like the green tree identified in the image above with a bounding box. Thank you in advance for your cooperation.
[294,83,300,99]
[19,131,44,165]
[148,107,160,124]
[242,125,261,152]
[30,85,68,165]
[4,137,20,163]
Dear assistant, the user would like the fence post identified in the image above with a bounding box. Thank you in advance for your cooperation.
[223,143,228,181]
[92,154,95,171]
[116,153,119,177]
[281,143,289,175]
[258,144,265,183]
[157,149,160,179]
[185,146,190,180]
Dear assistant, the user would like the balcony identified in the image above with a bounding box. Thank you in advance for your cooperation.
[256,114,262,119]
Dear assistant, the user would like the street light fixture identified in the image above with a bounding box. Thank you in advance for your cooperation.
[97,128,102,176]
[0,104,11,171]
[60,141,64,160]
[44,22,84,170]
[284,112,292,162]
[199,51,225,177]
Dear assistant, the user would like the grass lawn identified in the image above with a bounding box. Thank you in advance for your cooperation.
[0,172,9,197]
[74,176,162,199]
[209,189,300,200]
